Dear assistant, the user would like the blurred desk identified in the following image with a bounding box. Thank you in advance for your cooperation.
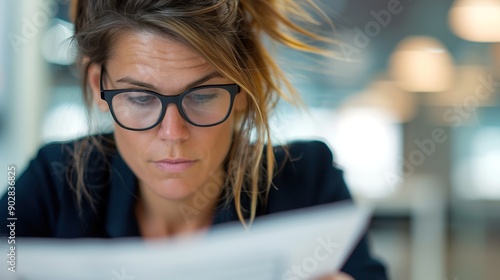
[357,175,446,280]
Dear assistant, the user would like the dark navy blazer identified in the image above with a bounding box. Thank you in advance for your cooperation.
[0,135,387,279]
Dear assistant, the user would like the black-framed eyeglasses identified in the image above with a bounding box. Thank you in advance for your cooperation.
[100,67,241,131]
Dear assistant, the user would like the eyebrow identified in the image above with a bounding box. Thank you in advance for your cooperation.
[115,71,224,92]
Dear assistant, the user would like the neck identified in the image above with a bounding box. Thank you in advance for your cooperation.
[135,175,225,239]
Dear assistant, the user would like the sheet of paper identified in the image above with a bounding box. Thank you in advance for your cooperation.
[0,202,371,280]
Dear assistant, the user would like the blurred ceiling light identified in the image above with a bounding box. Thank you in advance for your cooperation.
[389,36,455,92]
[342,80,416,122]
[425,65,496,107]
[449,0,500,42]
[41,19,76,65]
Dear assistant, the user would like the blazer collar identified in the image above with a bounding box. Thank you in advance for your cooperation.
[105,151,141,237]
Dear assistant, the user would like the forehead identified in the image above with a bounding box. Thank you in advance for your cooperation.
[105,31,219,89]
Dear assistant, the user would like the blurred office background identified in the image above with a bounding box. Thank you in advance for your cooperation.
[1,0,499,279]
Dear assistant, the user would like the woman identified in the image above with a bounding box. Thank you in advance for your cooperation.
[1,0,387,279]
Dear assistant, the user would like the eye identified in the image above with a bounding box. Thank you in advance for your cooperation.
[186,93,219,104]
[124,92,158,106]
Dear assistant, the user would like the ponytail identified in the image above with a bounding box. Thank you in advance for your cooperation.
[240,0,335,55]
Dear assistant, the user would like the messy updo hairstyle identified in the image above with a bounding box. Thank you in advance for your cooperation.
[69,0,333,226]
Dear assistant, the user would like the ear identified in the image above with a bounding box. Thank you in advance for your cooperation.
[87,63,110,112]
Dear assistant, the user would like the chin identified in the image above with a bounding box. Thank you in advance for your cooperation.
[150,179,199,201]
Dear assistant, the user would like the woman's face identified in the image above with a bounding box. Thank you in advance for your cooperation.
[89,31,245,201]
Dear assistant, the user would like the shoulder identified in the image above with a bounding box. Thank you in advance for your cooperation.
[27,134,115,186]
[20,138,78,192]
[32,133,114,165]
[0,134,115,237]
[274,139,334,166]
[267,140,351,212]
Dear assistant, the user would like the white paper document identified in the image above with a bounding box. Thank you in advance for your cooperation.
[0,202,371,280]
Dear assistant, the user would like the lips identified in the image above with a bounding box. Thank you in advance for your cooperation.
[153,158,196,173]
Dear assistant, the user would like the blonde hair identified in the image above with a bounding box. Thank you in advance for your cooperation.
[70,0,334,226]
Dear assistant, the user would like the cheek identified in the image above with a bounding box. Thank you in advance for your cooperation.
[113,125,147,167]
[193,119,234,162]
[188,118,236,184]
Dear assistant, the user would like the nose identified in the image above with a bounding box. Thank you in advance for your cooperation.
[157,104,190,141]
